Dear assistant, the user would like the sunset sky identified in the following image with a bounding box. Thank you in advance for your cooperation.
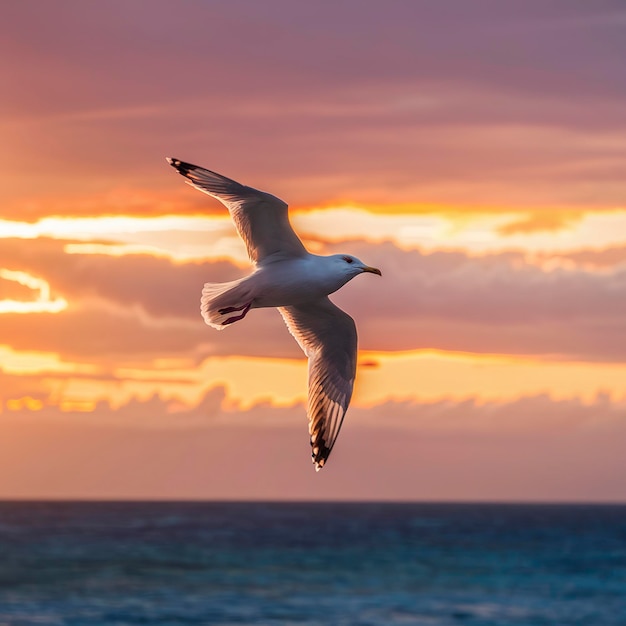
[1,1,626,501]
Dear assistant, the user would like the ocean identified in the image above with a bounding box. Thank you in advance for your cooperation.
[0,502,624,625]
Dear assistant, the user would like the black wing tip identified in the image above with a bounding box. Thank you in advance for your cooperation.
[312,441,332,472]
[166,157,195,177]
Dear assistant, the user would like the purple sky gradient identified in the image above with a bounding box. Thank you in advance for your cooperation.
[2,0,625,208]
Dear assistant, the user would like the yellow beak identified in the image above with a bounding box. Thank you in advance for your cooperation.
[361,265,382,276]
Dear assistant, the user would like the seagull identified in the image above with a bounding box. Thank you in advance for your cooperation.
[167,158,381,470]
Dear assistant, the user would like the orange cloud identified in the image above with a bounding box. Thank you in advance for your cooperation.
[0,274,33,300]
[0,189,218,222]
[497,210,584,235]
[0,269,67,314]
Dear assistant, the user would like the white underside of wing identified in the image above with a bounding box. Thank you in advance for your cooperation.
[279,298,357,470]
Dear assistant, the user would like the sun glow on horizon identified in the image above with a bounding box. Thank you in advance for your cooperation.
[3,347,623,421]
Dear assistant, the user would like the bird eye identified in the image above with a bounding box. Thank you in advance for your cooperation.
[342,256,354,264]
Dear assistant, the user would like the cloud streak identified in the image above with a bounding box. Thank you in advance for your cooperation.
[3,237,626,362]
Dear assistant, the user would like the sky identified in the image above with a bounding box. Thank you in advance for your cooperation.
[1,0,626,501]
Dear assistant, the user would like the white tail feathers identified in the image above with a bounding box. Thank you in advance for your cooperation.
[201,277,255,329]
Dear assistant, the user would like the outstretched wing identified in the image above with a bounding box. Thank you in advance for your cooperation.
[279,298,357,470]
[167,158,307,264]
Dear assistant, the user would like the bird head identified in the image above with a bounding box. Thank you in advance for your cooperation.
[332,254,382,278]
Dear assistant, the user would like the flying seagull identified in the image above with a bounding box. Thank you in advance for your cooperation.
[167,158,381,470]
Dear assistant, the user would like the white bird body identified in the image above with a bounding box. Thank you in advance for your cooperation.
[253,255,364,307]
[167,158,381,470]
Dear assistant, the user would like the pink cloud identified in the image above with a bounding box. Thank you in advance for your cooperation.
[3,238,626,362]
[539,245,626,269]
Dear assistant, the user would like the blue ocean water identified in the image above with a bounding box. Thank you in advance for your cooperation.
[0,502,625,625]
